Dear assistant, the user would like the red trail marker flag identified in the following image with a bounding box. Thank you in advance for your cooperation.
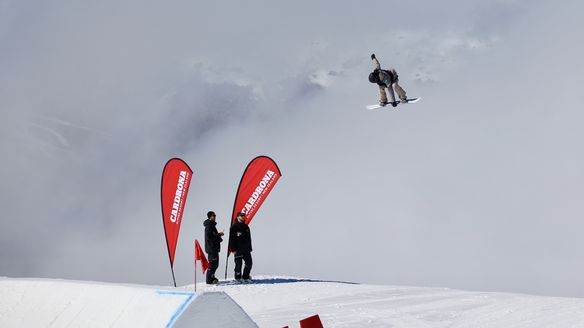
[194,239,209,273]
[160,158,193,287]
[194,239,209,291]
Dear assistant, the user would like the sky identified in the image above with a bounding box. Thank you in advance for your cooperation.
[1,0,584,298]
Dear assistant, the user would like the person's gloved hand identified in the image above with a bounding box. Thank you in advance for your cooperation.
[371,54,376,60]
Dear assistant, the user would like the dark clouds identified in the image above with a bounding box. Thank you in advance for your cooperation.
[1,0,584,298]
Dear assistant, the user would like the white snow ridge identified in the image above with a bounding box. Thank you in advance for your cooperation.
[3,276,584,327]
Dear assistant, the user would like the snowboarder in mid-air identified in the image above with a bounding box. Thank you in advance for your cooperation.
[368,53,408,107]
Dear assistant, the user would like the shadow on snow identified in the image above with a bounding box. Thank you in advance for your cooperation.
[219,278,359,286]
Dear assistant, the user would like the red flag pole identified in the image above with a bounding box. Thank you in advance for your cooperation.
[194,258,197,292]
[171,267,177,287]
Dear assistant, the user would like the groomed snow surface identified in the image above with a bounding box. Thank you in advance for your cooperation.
[2,276,584,327]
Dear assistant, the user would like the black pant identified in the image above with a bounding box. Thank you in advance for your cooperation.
[234,251,252,279]
[206,252,219,283]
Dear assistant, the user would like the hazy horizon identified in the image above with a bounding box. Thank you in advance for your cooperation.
[2,0,584,298]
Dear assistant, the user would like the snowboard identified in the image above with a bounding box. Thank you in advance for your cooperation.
[366,97,421,110]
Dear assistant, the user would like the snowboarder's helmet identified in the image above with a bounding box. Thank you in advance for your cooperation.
[368,72,379,83]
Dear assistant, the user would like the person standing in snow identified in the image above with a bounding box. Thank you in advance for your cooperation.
[368,53,408,107]
[229,212,253,282]
[204,211,224,284]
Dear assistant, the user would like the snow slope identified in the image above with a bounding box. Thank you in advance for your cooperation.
[3,276,584,328]
[0,277,256,328]
[199,277,584,327]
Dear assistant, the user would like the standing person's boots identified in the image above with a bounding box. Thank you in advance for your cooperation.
[206,270,214,284]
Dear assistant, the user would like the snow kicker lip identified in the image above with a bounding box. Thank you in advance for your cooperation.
[157,290,259,328]
[156,290,196,328]
[0,278,257,328]
[169,292,258,328]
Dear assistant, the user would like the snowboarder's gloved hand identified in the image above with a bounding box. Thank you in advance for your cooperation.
[371,54,376,60]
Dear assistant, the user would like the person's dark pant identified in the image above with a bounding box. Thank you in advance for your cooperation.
[206,252,219,283]
[234,251,252,280]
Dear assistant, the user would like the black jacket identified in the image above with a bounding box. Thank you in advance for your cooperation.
[229,221,252,253]
[372,57,399,87]
[375,69,398,88]
[204,219,222,253]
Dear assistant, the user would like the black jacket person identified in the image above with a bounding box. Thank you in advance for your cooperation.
[229,212,253,281]
[203,211,223,284]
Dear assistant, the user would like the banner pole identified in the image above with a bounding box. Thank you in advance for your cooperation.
[224,254,229,280]
[194,259,197,292]
[161,158,194,290]
[171,267,177,287]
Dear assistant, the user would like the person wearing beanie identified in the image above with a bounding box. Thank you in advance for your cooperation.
[203,211,224,284]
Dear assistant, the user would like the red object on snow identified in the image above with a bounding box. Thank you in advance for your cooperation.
[194,239,209,273]
[161,158,193,267]
[299,314,324,328]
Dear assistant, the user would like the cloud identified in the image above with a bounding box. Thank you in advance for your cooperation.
[2,0,584,298]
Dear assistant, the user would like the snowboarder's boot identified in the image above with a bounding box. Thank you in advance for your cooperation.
[400,97,408,103]
[379,101,388,107]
